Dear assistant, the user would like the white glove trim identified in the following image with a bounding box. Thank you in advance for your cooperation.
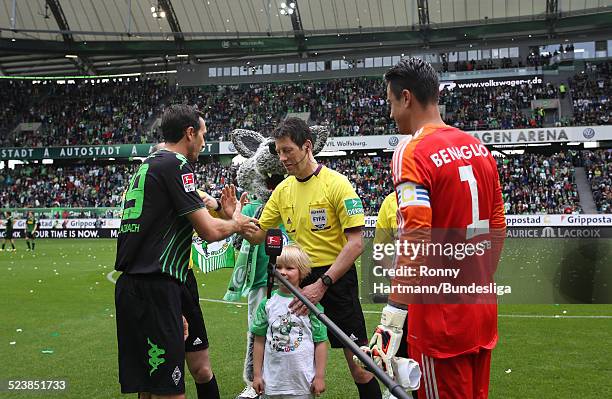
[381,304,408,331]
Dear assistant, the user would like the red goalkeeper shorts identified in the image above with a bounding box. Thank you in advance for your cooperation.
[409,346,492,399]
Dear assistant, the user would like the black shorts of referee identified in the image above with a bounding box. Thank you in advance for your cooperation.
[181,269,209,352]
[301,265,368,348]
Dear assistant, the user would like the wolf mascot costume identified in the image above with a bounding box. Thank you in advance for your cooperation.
[226,125,329,399]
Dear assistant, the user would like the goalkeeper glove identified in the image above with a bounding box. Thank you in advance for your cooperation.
[354,305,407,378]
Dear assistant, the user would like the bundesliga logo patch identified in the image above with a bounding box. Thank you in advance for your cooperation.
[181,173,196,192]
[267,235,281,247]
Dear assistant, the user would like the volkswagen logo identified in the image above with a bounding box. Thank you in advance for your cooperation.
[583,128,595,139]
[439,82,457,91]
[388,136,399,146]
[228,143,236,153]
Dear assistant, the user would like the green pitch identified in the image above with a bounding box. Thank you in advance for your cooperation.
[1,239,611,398]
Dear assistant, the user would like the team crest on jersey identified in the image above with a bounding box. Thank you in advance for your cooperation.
[171,365,182,386]
[310,208,327,230]
[181,173,196,192]
[281,231,290,245]
[397,181,430,208]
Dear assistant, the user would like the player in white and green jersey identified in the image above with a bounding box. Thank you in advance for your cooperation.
[251,244,328,399]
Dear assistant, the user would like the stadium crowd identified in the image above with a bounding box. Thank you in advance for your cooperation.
[583,149,612,213]
[0,164,131,209]
[3,151,607,216]
[322,155,393,214]
[440,82,558,131]
[193,161,237,199]
[440,56,520,72]
[497,152,582,214]
[165,77,564,138]
[0,158,395,216]
[0,78,170,147]
[0,80,35,145]
[1,60,611,147]
[175,78,389,140]
[1,59,611,217]
[569,61,611,126]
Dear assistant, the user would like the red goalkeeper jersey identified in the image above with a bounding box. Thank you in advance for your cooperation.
[390,124,506,358]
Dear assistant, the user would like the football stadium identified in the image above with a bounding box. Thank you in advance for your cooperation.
[1,1,611,398]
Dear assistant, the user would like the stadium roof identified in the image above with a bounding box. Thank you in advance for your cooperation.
[1,0,611,76]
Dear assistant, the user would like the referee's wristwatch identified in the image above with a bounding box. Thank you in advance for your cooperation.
[320,274,333,287]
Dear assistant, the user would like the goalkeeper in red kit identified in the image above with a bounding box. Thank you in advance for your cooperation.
[362,58,506,399]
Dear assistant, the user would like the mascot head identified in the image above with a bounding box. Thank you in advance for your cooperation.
[230,124,329,202]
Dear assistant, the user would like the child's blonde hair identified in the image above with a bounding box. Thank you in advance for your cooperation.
[277,244,312,281]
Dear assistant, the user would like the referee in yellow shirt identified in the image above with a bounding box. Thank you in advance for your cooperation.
[373,191,415,361]
[373,191,399,276]
[374,192,399,246]
[244,117,382,399]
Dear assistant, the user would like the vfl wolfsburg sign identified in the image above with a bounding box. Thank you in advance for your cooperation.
[0,143,220,160]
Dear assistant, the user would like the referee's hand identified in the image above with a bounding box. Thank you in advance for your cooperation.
[290,280,327,316]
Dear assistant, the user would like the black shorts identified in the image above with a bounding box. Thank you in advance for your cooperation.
[115,273,185,395]
[182,269,209,352]
[25,231,35,239]
[5,230,13,240]
[302,265,368,348]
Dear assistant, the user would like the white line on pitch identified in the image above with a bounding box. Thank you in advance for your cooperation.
[495,314,612,319]
[200,298,247,305]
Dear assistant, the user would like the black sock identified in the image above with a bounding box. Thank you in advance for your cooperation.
[32,242,35,250]
[356,377,382,399]
[196,374,220,399]
[11,243,15,250]
[27,242,31,249]
[1,244,4,249]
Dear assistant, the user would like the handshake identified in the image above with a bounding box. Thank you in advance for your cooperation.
[353,305,421,398]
